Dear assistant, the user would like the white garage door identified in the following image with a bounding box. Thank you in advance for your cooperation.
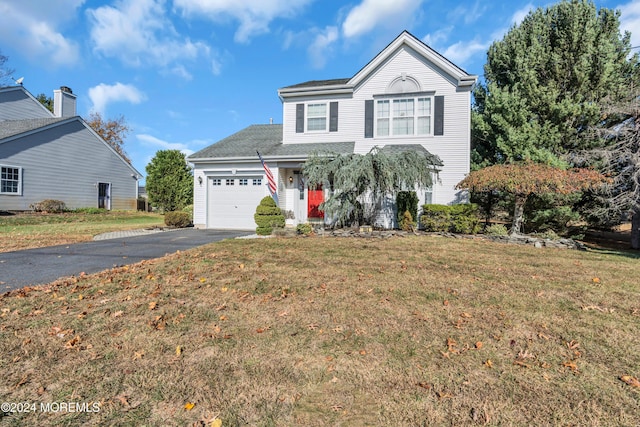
[207,176,265,229]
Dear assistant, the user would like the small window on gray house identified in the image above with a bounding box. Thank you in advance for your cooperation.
[253,178,262,186]
[239,179,248,186]
[226,179,234,186]
[212,178,222,186]
[0,166,21,194]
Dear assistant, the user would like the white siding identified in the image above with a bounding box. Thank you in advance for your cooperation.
[191,161,270,229]
[282,45,473,206]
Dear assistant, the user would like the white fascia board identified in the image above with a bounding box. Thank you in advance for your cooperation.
[277,86,353,100]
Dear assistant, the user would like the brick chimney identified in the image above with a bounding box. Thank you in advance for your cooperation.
[53,86,77,118]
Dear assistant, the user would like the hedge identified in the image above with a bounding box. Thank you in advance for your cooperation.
[420,204,481,234]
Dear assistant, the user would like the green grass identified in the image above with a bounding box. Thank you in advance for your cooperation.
[0,235,638,426]
[0,211,164,252]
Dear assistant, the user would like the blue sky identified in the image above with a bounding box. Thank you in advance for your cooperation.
[1,0,639,178]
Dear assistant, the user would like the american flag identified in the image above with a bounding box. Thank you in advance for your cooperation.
[257,151,279,206]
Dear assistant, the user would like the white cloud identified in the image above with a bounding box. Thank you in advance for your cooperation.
[88,82,146,114]
[174,0,313,43]
[441,39,490,69]
[166,65,193,81]
[511,3,534,27]
[423,27,453,48]
[342,0,424,38]
[137,133,194,156]
[308,26,339,69]
[618,0,640,48]
[0,0,83,66]
[87,0,211,71]
[448,1,487,25]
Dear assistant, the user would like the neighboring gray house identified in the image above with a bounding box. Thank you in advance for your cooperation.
[189,31,477,230]
[0,85,141,211]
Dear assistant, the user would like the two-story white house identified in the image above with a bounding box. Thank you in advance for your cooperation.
[189,31,477,230]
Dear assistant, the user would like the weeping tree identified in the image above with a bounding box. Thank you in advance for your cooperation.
[457,163,608,235]
[302,148,441,228]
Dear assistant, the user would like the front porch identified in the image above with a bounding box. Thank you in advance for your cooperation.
[278,168,325,227]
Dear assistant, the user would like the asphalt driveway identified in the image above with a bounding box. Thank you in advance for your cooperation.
[0,229,252,293]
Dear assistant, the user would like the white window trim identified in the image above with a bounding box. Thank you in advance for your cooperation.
[374,95,434,138]
[0,165,22,196]
[306,102,328,133]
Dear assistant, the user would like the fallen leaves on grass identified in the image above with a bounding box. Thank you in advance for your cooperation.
[184,402,195,410]
[150,315,166,330]
[620,375,640,388]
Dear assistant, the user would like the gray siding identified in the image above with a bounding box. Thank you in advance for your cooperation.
[0,89,53,121]
[0,120,138,210]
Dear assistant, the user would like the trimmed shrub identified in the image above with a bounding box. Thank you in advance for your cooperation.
[296,223,313,235]
[254,197,285,235]
[420,204,480,234]
[396,191,418,228]
[164,211,191,228]
[485,223,509,236]
[450,204,481,234]
[399,210,416,232]
[420,204,452,232]
[30,200,67,213]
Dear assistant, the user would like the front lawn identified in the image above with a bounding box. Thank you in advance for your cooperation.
[0,236,638,426]
[0,211,164,253]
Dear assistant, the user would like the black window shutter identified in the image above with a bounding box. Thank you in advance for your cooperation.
[434,96,444,136]
[364,100,374,138]
[329,102,338,132]
[296,103,304,133]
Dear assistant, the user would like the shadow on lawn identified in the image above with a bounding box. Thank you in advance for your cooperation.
[581,228,640,259]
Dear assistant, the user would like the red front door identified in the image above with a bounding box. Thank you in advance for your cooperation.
[308,185,324,218]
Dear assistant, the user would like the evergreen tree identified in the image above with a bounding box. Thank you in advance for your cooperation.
[472,0,639,168]
[145,150,193,212]
[35,94,53,113]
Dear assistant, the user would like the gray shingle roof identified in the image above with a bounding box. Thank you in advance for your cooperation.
[188,124,355,160]
[0,117,70,140]
[281,78,351,90]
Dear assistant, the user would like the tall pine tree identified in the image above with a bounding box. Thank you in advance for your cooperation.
[472,0,639,168]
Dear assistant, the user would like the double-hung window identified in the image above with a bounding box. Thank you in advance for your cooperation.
[376,96,432,137]
[1,166,21,195]
[307,103,327,131]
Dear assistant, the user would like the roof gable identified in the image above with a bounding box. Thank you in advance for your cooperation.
[0,115,142,177]
[349,31,476,89]
[278,31,477,99]
[0,86,55,120]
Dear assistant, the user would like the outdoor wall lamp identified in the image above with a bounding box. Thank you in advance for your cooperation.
[289,176,293,183]
[198,176,203,185]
